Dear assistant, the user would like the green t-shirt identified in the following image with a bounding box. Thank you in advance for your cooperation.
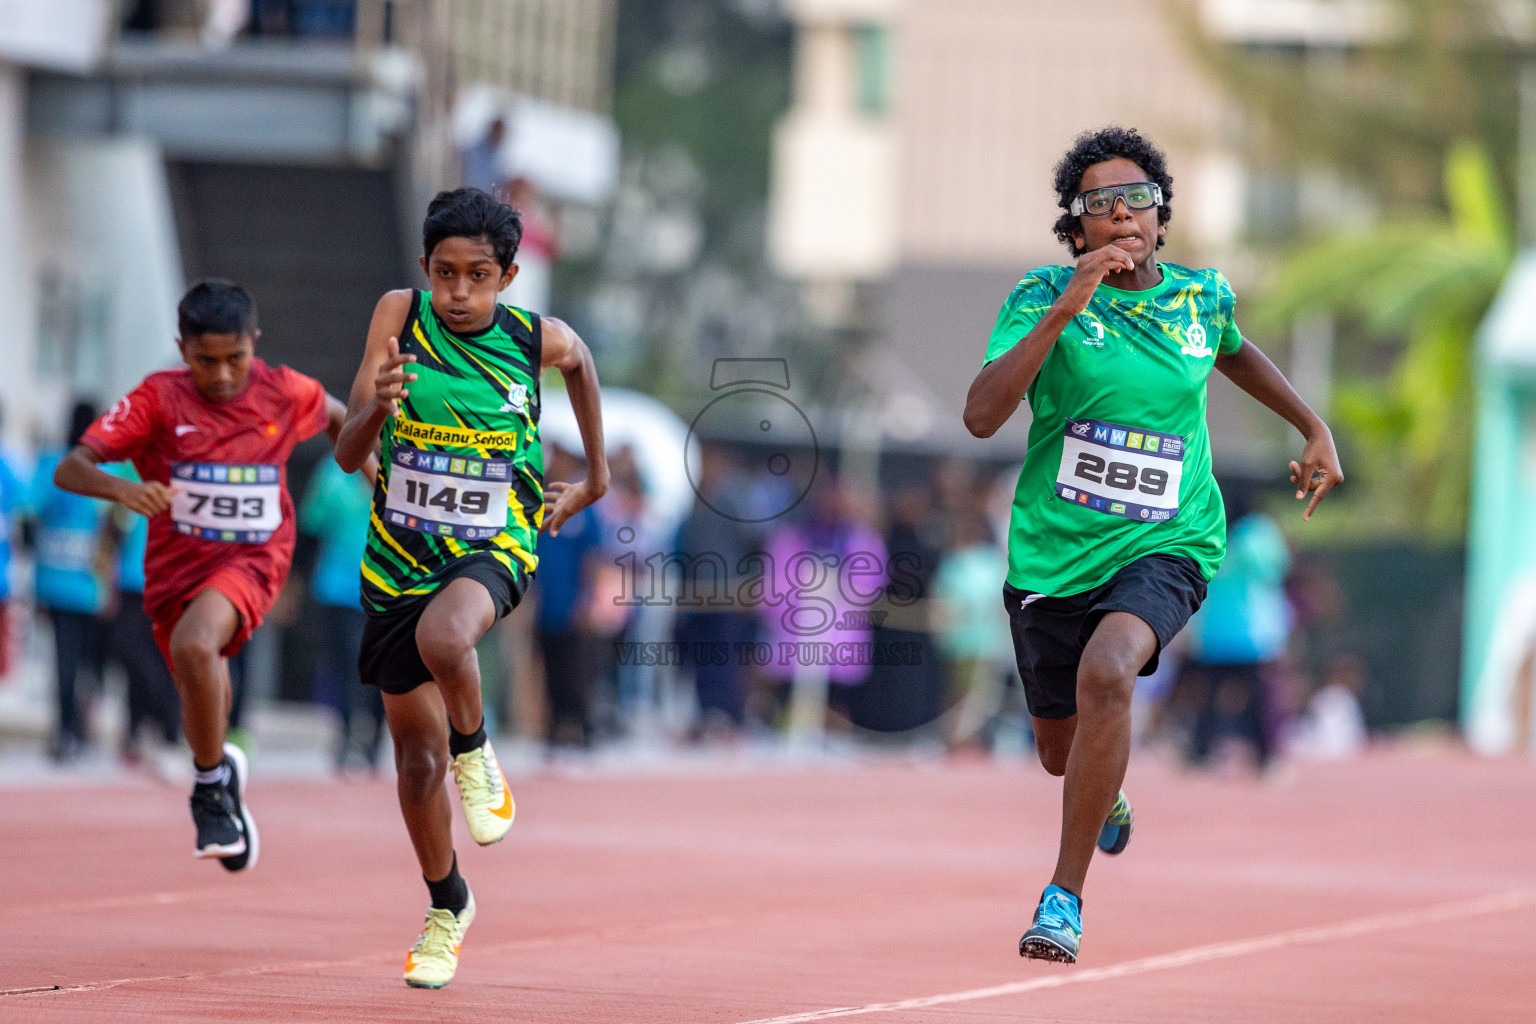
[984,261,1242,596]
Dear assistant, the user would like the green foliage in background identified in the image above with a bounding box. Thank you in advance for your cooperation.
[1181,0,1529,540]
[613,0,790,229]
[1184,0,1526,206]
[1253,143,1512,540]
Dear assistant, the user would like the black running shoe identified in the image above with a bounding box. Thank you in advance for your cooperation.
[189,742,258,871]
[218,742,258,872]
[191,777,244,858]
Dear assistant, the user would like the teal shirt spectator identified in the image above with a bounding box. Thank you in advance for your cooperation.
[0,447,27,601]
[106,464,149,594]
[932,542,1014,663]
[299,459,373,608]
[1187,512,1292,665]
[28,450,108,613]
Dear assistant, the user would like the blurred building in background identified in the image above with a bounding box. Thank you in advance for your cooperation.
[768,0,1390,464]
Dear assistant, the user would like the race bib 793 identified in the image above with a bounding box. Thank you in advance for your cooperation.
[1056,419,1184,522]
[170,462,283,543]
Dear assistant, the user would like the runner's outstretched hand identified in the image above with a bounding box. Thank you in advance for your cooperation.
[1056,243,1137,317]
[373,336,417,417]
[541,478,602,537]
[1290,430,1343,521]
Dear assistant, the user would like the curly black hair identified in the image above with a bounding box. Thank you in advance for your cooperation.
[1051,126,1174,257]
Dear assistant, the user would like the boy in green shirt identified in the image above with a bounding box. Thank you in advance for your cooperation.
[965,127,1342,963]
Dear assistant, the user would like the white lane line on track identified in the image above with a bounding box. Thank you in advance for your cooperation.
[736,888,1536,1024]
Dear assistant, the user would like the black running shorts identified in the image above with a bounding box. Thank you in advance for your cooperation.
[1003,553,1208,721]
[359,554,529,696]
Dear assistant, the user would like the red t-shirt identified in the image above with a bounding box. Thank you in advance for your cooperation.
[81,359,328,619]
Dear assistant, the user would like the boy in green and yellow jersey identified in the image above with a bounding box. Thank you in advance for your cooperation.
[335,188,608,989]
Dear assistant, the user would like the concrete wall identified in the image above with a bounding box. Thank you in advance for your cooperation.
[23,137,184,433]
[0,62,37,450]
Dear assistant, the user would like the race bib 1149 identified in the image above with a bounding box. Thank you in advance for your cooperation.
[1055,419,1184,523]
[383,444,513,541]
[170,462,283,543]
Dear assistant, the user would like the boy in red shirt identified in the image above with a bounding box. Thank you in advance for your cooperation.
[54,279,366,871]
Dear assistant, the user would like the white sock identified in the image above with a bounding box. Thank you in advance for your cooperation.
[194,760,231,787]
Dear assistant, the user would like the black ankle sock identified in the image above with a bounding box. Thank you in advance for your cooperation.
[425,853,469,913]
[448,719,487,757]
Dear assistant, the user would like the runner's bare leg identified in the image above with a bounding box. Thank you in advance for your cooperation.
[1049,611,1156,896]
[167,588,240,767]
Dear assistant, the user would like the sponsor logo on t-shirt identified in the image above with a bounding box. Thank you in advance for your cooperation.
[175,424,198,437]
[1181,321,1214,358]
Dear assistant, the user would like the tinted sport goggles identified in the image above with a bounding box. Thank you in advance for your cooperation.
[1070,182,1163,217]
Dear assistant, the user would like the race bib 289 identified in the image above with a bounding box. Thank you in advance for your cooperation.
[1055,418,1184,523]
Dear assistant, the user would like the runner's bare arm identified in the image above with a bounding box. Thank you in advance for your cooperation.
[336,289,415,474]
[53,445,175,517]
[325,392,378,486]
[1215,338,1343,520]
[539,317,609,537]
[965,245,1136,438]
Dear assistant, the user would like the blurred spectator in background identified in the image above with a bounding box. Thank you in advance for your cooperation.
[502,176,558,315]
[0,399,27,679]
[1287,651,1368,760]
[587,446,644,738]
[250,0,355,38]
[106,464,182,772]
[1183,495,1292,773]
[850,482,943,735]
[300,457,383,773]
[673,443,756,739]
[462,117,508,195]
[29,402,110,763]
[931,511,1013,752]
[763,477,885,741]
[536,444,603,748]
[121,0,166,32]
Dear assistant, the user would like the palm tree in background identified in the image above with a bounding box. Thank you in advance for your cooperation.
[1252,143,1512,539]
[1181,0,1528,539]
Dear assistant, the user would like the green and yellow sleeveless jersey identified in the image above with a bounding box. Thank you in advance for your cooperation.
[361,290,543,614]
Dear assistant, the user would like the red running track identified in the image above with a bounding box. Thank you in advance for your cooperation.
[2,748,1534,1022]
